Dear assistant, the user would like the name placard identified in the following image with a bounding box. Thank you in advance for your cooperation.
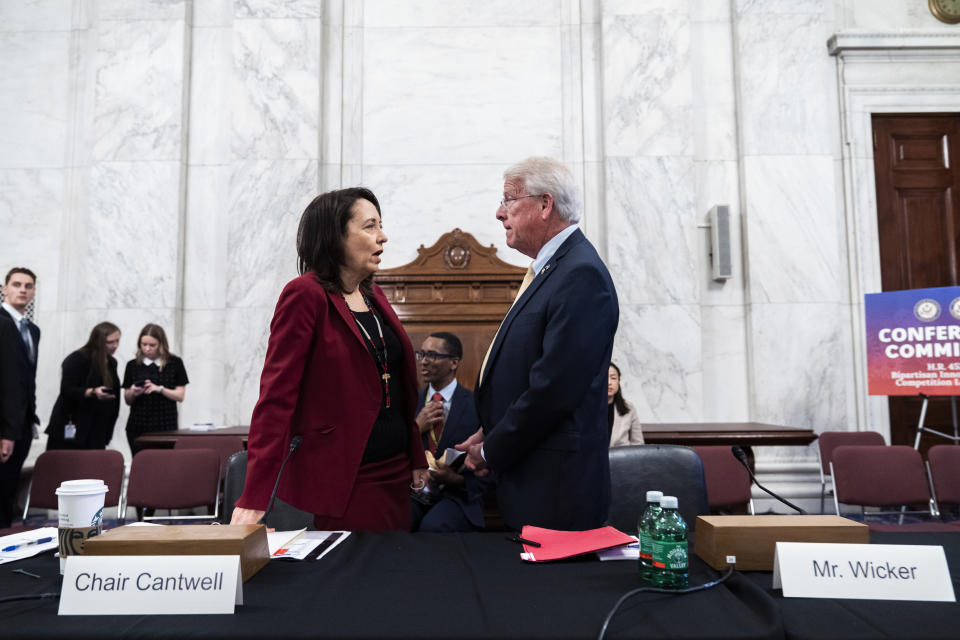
[60,555,242,615]
[773,542,955,602]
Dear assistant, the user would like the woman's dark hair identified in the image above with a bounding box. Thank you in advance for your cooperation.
[136,323,172,370]
[610,362,629,417]
[297,187,382,294]
[79,322,121,387]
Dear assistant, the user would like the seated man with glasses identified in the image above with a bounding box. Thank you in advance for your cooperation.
[411,332,489,532]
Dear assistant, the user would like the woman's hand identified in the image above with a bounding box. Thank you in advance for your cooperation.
[93,386,115,401]
[230,507,265,525]
[411,467,429,490]
[143,380,163,394]
[124,385,144,405]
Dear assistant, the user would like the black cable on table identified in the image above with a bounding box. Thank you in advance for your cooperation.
[597,566,736,640]
[0,591,60,604]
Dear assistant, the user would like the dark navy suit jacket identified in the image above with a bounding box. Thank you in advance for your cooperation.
[475,228,618,530]
[0,307,39,441]
[417,383,487,528]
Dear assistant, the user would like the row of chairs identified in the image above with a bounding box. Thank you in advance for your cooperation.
[817,430,960,522]
[830,444,960,523]
[19,436,958,533]
[19,436,246,525]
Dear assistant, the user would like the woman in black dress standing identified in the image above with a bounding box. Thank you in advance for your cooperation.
[122,324,189,455]
[45,322,122,450]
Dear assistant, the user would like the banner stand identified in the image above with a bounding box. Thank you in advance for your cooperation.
[912,393,960,450]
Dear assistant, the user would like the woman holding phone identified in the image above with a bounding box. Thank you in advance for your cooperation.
[122,323,188,455]
[45,322,122,450]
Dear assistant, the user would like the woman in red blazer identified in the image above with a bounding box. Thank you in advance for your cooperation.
[231,188,428,531]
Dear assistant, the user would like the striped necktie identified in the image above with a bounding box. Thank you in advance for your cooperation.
[19,317,34,364]
[427,392,445,455]
[478,264,536,386]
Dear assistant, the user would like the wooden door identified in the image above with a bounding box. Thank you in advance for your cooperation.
[872,113,960,448]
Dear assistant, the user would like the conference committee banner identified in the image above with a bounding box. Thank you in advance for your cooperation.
[865,286,960,396]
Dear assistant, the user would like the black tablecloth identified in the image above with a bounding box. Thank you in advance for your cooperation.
[1,531,956,639]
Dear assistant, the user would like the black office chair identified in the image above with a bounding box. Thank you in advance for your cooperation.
[221,450,315,530]
[607,444,709,534]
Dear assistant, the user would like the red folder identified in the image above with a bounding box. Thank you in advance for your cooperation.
[519,525,635,562]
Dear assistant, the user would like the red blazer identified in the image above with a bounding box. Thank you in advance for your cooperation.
[236,273,427,517]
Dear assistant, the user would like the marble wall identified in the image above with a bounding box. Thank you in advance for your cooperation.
[2,0,959,508]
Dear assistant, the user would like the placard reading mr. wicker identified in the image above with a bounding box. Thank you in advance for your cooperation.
[865,286,960,396]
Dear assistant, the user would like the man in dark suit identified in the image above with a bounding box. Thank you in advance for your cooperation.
[458,157,619,531]
[411,332,488,532]
[0,267,40,528]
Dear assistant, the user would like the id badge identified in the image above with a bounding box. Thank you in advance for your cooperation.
[65,422,77,440]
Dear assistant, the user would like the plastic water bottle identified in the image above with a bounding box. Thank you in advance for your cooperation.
[637,490,663,581]
[651,495,688,589]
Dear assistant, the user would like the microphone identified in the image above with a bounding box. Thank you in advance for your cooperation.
[258,435,303,526]
[730,445,806,514]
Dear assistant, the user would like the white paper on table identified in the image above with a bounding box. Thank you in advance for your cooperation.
[597,540,640,561]
[0,527,59,565]
[268,528,307,556]
[268,530,350,560]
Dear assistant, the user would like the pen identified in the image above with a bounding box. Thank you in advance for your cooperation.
[505,535,542,548]
[2,536,53,553]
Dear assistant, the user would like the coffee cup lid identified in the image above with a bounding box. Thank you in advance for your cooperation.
[55,479,108,496]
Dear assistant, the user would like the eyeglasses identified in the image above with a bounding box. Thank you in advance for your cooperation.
[415,350,457,362]
[499,194,544,209]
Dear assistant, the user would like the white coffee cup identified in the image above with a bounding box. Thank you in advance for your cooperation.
[56,479,108,574]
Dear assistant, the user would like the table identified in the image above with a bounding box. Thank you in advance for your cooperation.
[1,530,957,639]
[642,423,818,447]
[136,426,249,449]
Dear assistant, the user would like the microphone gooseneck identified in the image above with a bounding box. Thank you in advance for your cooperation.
[259,435,304,525]
[730,445,806,514]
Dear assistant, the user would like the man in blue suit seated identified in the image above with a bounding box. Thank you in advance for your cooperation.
[458,157,619,531]
[411,332,489,532]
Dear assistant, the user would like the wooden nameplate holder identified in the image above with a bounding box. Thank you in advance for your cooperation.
[694,515,869,571]
[82,524,270,582]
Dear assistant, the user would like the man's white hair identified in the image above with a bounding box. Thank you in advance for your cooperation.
[504,157,581,223]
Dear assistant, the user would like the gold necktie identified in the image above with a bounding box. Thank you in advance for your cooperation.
[478,264,536,386]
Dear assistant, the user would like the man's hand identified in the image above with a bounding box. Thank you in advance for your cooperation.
[415,402,444,434]
[0,439,14,463]
[455,428,488,477]
[429,459,463,485]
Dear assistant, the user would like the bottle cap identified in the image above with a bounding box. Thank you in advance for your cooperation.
[646,490,663,503]
[660,496,678,509]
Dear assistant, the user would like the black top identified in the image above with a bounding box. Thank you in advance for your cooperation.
[352,310,408,464]
[45,350,120,449]
[122,355,189,436]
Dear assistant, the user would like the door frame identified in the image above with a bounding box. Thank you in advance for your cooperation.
[829,31,960,441]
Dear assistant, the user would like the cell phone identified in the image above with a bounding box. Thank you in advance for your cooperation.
[133,381,145,388]
[442,448,467,472]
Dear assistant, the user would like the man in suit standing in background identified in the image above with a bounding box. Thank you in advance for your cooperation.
[458,157,619,531]
[411,332,488,532]
[0,267,40,528]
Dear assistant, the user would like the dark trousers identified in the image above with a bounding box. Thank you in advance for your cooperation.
[126,431,143,458]
[0,437,31,528]
[411,495,477,533]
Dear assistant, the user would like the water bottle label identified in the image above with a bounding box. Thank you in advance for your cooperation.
[652,540,688,570]
[638,532,653,560]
